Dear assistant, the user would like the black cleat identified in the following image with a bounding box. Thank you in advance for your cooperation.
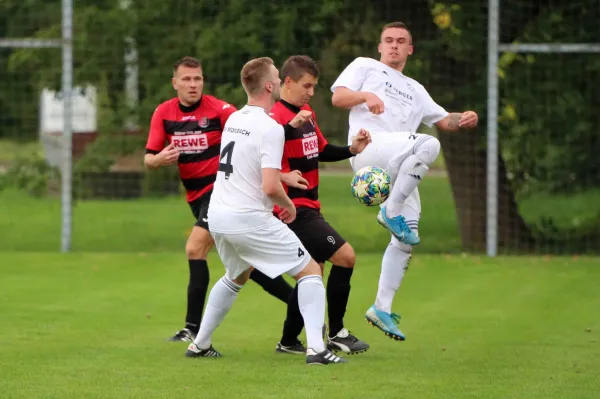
[185,343,222,358]
[276,340,307,355]
[327,328,370,355]
[168,328,196,342]
[306,348,347,365]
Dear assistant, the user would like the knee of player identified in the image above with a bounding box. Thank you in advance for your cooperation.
[185,236,212,259]
[335,244,356,268]
[418,136,441,165]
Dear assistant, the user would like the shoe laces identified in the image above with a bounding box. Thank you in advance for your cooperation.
[392,215,412,235]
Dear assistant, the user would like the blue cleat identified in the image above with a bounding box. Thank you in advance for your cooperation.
[365,305,406,341]
[378,207,420,246]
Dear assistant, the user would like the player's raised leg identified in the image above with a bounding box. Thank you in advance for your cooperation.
[379,134,440,245]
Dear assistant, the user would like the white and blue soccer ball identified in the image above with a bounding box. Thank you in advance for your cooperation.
[351,166,391,206]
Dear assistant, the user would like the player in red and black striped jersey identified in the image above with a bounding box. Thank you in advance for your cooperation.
[269,55,372,355]
[144,56,294,343]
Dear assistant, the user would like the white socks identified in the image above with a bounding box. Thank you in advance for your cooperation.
[193,276,241,349]
[375,241,413,314]
[297,275,326,353]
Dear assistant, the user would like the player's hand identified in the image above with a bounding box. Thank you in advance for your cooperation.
[279,204,297,224]
[289,110,313,128]
[458,111,478,129]
[365,93,384,115]
[157,142,180,166]
[349,129,372,155]
[281,170,308,190]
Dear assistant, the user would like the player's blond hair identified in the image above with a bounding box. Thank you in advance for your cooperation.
[241,57,275,96]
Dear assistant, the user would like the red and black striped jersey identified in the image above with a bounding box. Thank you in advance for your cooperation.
[145,96,236,203]
[269,99,328,210]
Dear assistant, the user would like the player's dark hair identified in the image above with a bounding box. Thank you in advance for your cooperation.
[173,56,202,74]
[381,21,413,43]
[281,55,320,82]
[241,57,275,95]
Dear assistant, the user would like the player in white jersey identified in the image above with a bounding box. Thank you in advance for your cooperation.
[331,22,479,341]
[185,57,346,365]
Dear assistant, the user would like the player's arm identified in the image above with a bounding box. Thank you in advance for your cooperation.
[261,125,296,223]
[332,87,384,115]
[435,111,479,132]
[144,106,179,169]
[330,58,383,114]
[319,130,372,162]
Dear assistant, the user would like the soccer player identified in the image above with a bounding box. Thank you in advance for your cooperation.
[330,22,479,340]
[144,56,300,343]
[185,57,346,365]
[269,55,371,355]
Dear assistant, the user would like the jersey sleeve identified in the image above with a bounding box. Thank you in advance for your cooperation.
[330,57,367,93]
[420,86,449,126]
[219,102,237,127]
[311,109,328,152]
[145,105,167,154]
[260,124,285,170]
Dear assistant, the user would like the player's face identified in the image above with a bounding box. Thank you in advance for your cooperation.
[172,66,204,106]
[284,73,317,107]
[378,28,413,69]
[266,64,281,102]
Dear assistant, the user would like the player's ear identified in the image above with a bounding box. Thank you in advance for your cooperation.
[171,77,177,89]
[408,45,414,55]
[378,42,382,55]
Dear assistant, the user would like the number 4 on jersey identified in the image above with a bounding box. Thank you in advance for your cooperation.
[298,247,305,258]
[218,141,235,179]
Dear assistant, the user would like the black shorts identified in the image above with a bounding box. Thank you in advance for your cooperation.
[287,207,346,263]
[189,193,211,230]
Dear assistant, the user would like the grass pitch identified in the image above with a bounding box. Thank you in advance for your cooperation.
[1,252,599,398]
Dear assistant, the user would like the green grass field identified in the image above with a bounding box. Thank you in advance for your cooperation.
[1,172,600,397]
[1,253,599,398]
[0,175,460,254]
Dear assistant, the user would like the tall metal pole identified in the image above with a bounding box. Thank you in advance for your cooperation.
[486,0,500,257]
[61,0,74,253]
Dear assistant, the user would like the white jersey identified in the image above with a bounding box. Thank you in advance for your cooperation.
[331,57,448,143]
[208,105,285,234]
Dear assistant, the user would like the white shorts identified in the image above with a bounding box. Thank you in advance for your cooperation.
[211,216,311,281]
[350,131,426,231]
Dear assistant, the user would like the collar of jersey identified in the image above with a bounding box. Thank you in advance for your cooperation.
[178,98,202,113]
[278,99,301,113]
[244,104,268,113]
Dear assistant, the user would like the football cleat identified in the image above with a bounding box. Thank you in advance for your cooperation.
[378,207,420,246]
[327,328,370,354]
[365,305,406,341]
[185,343,222,358]
[276,340,307,355]
[306,348,347,365]
[168,328,196,343]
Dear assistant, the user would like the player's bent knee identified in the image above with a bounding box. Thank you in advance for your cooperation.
[186,227,214,259]
[415,136,441,165]
[329,243,356,268]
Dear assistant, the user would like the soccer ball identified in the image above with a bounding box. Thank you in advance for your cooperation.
[351,166,391,206]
